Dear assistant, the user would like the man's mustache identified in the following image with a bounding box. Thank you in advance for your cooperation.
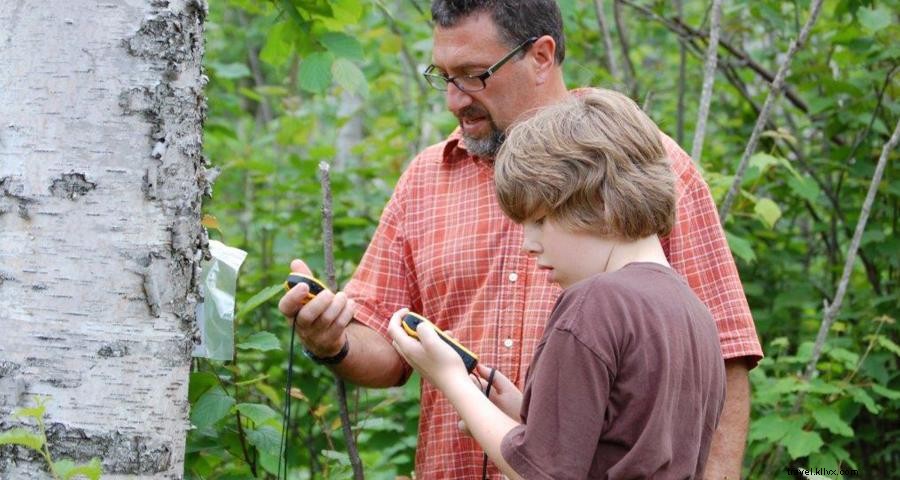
[457,105,490,121]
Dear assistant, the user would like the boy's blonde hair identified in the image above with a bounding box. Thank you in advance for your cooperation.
[494,89,676,240]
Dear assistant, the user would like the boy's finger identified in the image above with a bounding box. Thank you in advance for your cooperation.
[289,259,312,276]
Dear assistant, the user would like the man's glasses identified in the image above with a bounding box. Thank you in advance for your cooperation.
[423,36,538,93]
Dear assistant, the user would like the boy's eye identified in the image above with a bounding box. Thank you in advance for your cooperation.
[534,216,545,226]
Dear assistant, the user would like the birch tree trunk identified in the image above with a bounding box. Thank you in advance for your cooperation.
[0,1,208,478]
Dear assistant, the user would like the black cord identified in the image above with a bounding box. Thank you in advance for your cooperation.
[481,367,497,480]
[279,322,298,480]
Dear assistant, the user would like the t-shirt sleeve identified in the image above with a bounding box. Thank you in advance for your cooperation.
[500,328,613,480]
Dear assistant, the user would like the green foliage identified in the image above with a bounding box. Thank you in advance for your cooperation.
[1,398,103,479]
[193,0,899,478]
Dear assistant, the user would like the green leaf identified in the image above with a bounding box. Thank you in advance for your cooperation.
[259,21,294,67]
[188,372,219,403]
[748,153,780,173]
[332,58,368,97]
[236,284,285,320]
[299,52,334,93]
[781,429,824,459]
[725,231,756,263]
[875,336,900,356]
[329,0,363,23]
[847,386,881,414]
[320,32,363,60]
[236,331,281,352]
[749,415,802,443]
[190,386,236,428]
[321,449,351,466]
[210,62,252,80]
[871,384,900,400]
[236,403,280,425]
[787,175,821,203]
[14,401,47,420]
[754,198,782,228]
[858,6,892,32]
[246,426,282,456]
[0,427,45,451]
[811,407,854,437]
[55,458,102,480]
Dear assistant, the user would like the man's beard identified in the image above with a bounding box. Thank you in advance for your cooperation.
[458,106,505,158]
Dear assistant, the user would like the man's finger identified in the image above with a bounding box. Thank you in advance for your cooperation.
[290,258,312,276]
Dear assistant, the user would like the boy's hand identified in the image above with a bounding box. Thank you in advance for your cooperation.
[471,364,523,420]
[388,308,468,390]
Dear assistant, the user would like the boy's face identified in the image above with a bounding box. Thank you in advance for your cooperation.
[521,218,613,289]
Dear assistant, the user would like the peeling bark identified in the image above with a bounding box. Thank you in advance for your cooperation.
[0,1,209,478]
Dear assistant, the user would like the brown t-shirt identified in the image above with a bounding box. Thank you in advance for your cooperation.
[500,263,726,479]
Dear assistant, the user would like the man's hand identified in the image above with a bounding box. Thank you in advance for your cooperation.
[387,308,469,391]
[278,259,355,357]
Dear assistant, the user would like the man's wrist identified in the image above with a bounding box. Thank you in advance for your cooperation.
[304,338,350,365]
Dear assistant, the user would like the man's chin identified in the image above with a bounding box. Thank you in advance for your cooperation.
[462,131,504,159]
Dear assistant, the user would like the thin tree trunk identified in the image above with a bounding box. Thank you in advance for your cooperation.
[717,0,825,222]
[676,0,687,145]
[690,0,723,164]
[318,162,365,480]
[0,0,208,477]
[612,0,638,97]
[593,0,621,81]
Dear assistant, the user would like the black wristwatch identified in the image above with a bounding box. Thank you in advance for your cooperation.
[303,339,350,365]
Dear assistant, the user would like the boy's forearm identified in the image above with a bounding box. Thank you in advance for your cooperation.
[442,377,524,480]
[703,358,750,479]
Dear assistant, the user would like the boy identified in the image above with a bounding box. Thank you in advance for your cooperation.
[388,89,726,479]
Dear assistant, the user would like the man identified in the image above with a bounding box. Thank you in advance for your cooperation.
[279,1,762,478]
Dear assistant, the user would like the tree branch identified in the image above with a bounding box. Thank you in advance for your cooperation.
[689,0,723,163]
[593,0,621,81]
[718,0,825,224]
[612,0,638,96]
[319,161,365,480]
[676,0,687,145]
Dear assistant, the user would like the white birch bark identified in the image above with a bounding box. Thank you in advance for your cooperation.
[0,1,209,478]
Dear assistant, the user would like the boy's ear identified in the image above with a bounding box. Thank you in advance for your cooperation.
[530,35,557,84]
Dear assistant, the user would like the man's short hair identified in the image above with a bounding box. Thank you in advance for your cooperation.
[431,0,565,65]
[494,89,676,240]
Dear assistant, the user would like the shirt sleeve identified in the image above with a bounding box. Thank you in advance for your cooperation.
[343,160,422,381]
[500,328,613,480]
[661,136,764,366]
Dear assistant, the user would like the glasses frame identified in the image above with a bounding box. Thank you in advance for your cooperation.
[423,36,539,93]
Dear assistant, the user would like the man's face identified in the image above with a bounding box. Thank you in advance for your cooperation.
[431,13,537,158]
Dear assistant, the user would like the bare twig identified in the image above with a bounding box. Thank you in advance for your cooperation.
[689,0,723,164]
[619,0,810,114]
[676,0,687,144]
[718,0,825,224]
[802,117,899,386]
[612,0,638,96]
[593,0,621,80]
[319,162,365,479]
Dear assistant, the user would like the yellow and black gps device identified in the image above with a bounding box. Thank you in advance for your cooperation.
[401,312,479,373]
[284,273,328,304]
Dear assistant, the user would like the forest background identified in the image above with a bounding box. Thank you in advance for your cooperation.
[188,0,899,478]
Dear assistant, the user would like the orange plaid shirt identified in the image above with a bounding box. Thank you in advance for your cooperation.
[344,126,762,479]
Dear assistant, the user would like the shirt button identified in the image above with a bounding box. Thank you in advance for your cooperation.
[503,338,514,348]
[508,272,518,283]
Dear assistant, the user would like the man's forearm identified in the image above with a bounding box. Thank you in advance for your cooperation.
[704,358,751,480]
[328,321,408,388]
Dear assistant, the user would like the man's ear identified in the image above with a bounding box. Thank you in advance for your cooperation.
[530,35,557,84]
